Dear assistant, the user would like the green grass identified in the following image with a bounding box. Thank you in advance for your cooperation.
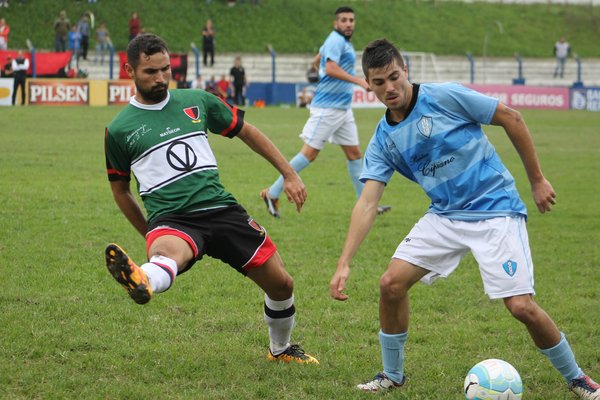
[0,104,599,399]
[2,0,600,57]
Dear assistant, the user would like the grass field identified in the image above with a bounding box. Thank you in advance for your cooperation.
[0,104,599,399]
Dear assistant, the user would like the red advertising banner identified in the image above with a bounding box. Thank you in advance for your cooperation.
[108,81,136,105]
[467,84,570,110]
[28,80,89,105]
[0,50,73,76]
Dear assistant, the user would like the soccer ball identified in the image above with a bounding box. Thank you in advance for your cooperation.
[464,359,523,400]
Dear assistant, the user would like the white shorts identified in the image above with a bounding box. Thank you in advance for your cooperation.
[299,107,359,150]
[393,213,535,299]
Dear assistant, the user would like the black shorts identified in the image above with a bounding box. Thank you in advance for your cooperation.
[146,205,277,275]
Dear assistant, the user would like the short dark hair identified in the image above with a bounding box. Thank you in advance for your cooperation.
[361,38,405,78]
[126,33,169,69]
[335,6,354,16]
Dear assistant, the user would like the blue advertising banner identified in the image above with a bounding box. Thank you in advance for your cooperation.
[570,87,600,112]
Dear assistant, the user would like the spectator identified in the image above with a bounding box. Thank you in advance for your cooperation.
[68,24,82,63]
[0,17,10,50]
[78,13,91,61]
[1,56,13,77]
[229,56,247,106]
[205,74,221,97]
[11,50,29,105]
[128,12,140,42]
[202,19,215,67]
[553,36,571,79]
[216,74,230,99]
[190,74,205,89]
[94,22,109,65]
[0,0,7,7]
[54,10,71,52]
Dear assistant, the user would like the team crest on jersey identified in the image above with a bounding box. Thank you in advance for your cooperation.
[417,116,433,138]
[502,260,517,277]
[183,106,202,123]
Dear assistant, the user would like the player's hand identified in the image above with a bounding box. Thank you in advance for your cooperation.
[283,173,307,213]
[358,78,371,92]
[330,263,351,301]
[531,178,556,214]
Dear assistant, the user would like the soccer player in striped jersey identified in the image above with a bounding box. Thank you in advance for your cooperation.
[104,33,318,365]
[260,6,390,218]
[329,39,599,399]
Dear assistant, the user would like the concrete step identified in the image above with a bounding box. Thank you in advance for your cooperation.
[83,53,600,87]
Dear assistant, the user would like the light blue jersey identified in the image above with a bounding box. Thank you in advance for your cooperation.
[311,30,356,109]
[361,83,527,221]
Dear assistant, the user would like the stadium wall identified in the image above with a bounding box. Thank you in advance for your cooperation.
[1,78,598,112]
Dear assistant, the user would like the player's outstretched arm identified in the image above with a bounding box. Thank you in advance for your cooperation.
[324,60,369,90]
[330,180,385,301]
[237,122,307,212]
[491,102,556,213]
[110,180,148,236]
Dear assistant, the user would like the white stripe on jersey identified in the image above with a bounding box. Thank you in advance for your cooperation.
[132,132,217,195]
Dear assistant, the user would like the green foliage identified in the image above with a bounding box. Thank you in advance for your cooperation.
[0,104,599,399]
[1,0,600,57]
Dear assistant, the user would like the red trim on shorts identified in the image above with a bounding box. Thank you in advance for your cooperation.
[242,234,277,271]
[146,227,199,257]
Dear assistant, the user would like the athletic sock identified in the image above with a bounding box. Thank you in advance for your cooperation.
[268,153,310,199]
[346,158,364,198]
[539,332,582,382]
[379,330,408,384]
[140,255,178,293]
[264,294,295,355]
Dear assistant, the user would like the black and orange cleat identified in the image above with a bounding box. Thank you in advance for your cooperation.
[105,243,153,305]
[267,344,319,365]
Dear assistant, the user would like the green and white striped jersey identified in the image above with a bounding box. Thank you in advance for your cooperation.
[105,89,245,223]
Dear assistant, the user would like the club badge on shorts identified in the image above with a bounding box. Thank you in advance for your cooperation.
[502,260,517,277]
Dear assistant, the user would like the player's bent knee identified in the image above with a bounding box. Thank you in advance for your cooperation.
[379,273,408,300]
[504,296,537,323]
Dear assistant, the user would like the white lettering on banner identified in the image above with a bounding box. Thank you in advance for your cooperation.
[109,84,135,104]
[30,84,88,103]
[571,90,587,110]
[510,93,564,107]
[351,87,385,108]
[587,89,600,111]
[480,91,509,104]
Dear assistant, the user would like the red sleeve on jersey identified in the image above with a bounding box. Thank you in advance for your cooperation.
[216,96,245,138]
[105,127,131,181]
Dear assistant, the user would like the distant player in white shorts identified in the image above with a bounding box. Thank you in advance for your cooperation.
[259,6,390,218]
[329,39,599,399]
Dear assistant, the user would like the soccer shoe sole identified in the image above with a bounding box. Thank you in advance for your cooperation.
[260,189,280,218]
[105,243,152,305]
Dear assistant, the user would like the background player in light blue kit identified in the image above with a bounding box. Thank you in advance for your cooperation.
[260,6,389,217]
[329,39,599,399]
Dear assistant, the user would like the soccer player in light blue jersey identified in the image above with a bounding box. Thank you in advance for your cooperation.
[260,6,390,218]
[329,39,599,399]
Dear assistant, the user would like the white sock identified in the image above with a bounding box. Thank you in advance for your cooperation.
[264,294,295,355]
[141,255,178,293]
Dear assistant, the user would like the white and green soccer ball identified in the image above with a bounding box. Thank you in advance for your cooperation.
[464,359,523,400]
